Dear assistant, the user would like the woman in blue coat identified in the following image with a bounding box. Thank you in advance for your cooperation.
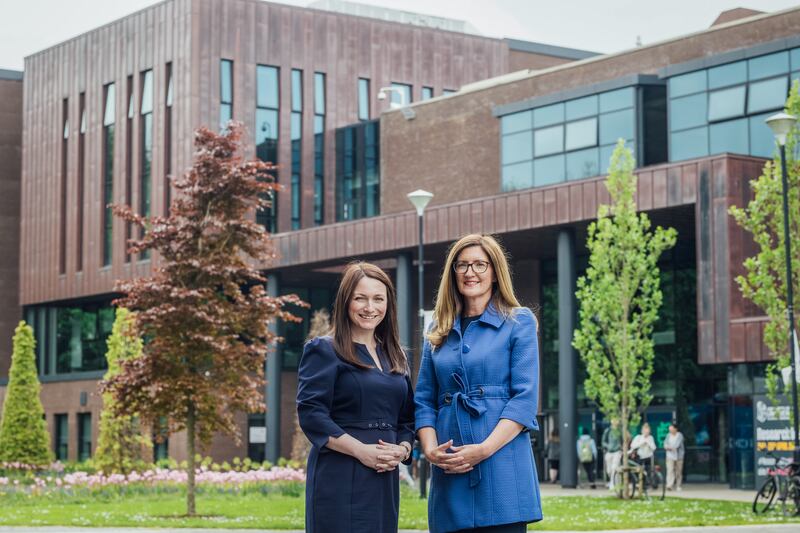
[297,262,415,533]
[415,234,542,533]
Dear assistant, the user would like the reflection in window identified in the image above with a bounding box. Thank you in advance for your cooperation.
[139,70,153,260]
[422,87,433,101]
[708,86,745,122]
[220,59,233,130]
[256,65,279,233]
[710,119,748,155]
[566,147,599,181]
[336,120,380,221]
[565,118,597,151]
[291,69,302,230]
[314,73,326,226]
[534,125,564,156]
[390,82,412,106]
[60,98,69,274]
[358,78,370,121]
[102,83,115,267]
[55,305,115,374]
[747,77,788,114]
[502,161,533,192]
[55,414,69,460]
[502,130,533,165]
[78,413,92,461]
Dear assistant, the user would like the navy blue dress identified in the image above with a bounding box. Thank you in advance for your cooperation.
[297,336,415,533]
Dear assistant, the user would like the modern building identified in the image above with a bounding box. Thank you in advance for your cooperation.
[267,5,800,489]
[0,0,592,465]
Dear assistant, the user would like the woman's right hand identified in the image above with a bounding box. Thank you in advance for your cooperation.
[356,443,400,472]
[424,439,462,470]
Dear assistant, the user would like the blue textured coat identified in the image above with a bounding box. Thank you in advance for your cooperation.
[414,303,542,533]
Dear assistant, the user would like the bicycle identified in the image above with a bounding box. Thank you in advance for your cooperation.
[752,451,800,516]
[612,456,665,501]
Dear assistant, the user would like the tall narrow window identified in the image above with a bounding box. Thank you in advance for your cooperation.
[255,65,279,233]
[358,78,370,121]
[55,414,69,460]
[139,69,153,260]
[77,412,92,461]
[59,98,69,275]
[220,59,233,130]
[164,63,173,216]
[291,69,303,230]
[102,83,115,267]
[77,92,86,272]
[125,75,134,263]
[314,72,326,226]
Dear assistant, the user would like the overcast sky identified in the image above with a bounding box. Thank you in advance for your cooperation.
[2,0,799,71]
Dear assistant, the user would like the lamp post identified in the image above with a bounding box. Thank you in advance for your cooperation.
[766,111,800,462]
[407,188,433,497]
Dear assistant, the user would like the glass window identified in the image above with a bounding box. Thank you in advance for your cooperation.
[534,125,564,156]
[748,51,789,81]
[256,109,279,162]
[336,120,380,221]
[166,69,173,107]
[533,103,564,127]
[55,414,69,460]
[670,126,708,161]
[220,60,233,103]
[442,89,457,95]
[78,413,92,461]
[566,147,599,180]
[566,95,598,120]
[314,72,325,114]
[599,87,634,113]
[291,112,302,141]
[599,108,634,145]
[749,112,777,158]
[502,110,532,134]
[502,161,533,192]
[291,69,303,112]
[792,48,800,71]
[708,61,746,89]
[390,82,412,106]
[533,154,565,186]
[600,140,635,173]
[140,70,153,114]
[256,65,279,109]
[565,118,597,151]
[502,130,533,165]
[358,78,370,121]
[709,118,749,155]
[747,76,788,114]
[670,93,707,131]
[422,87,433,100]
[708,85,746,122]
[55,305,114,374]
[669,70,707,98]
[103,84,115,126]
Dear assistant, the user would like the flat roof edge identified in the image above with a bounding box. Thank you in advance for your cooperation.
[504,38,599,60]
[0,69,23,81]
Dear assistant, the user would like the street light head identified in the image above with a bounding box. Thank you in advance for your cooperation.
[377,89,387,101]
[766,112,798,146]
[407,189,434,216]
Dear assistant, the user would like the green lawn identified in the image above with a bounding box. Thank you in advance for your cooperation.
[0,487,797,530]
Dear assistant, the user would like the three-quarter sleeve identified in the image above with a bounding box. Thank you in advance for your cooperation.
[397,373,416,464]
[296,337,346,449]
[414,339,439,431]
[499,307,540,430]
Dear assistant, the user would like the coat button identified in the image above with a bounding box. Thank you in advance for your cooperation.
[444,393,452,405]
[462,344,470,353]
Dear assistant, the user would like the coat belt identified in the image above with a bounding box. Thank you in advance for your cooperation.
[450,373,486,488]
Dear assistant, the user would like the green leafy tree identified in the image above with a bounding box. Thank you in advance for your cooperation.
[0,321,53,466]
[573,141,677,497]
[729,81,800,413]
[102,123,300,516]
[94,308,152,474]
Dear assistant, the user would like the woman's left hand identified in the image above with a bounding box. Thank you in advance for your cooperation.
[376,439,407,472]
[442,443,490,474]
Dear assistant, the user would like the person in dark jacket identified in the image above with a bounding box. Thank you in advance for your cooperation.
[415,234,542,533]
[297,262,415,533]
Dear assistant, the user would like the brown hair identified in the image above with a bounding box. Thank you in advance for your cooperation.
[427,234,521,348]
[331,262,407,374]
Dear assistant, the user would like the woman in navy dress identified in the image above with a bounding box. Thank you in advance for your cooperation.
[297,262,415,533]
[415,234,542,533]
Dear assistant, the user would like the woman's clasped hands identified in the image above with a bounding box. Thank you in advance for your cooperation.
[357,439,409,473]
[424,439,490,474]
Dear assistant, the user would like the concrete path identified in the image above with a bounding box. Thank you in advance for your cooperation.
[539,482,756,503]
[1,525,798,533]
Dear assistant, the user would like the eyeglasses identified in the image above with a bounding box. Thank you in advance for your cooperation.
[453,260,490,274]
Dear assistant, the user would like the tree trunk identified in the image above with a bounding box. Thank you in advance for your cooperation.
[186,402,196,516]
[621,403,630,500]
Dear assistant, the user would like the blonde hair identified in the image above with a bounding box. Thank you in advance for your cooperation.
[427,234,520,348]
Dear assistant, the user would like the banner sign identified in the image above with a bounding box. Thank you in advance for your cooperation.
[753,394,796,488]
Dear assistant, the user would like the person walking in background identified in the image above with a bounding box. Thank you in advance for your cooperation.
[297,262,415,533]
[663,423,685,491]
[601,418,622,490]
[629,422,657,476]
[576,427,597,489]
[546,429,560,483]
[415,233,542,533]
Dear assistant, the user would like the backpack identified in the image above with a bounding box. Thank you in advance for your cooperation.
[579,438,593,463]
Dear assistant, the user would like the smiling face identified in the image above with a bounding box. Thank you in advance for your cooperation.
[453,245,496,304]
[347,276,388,335]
